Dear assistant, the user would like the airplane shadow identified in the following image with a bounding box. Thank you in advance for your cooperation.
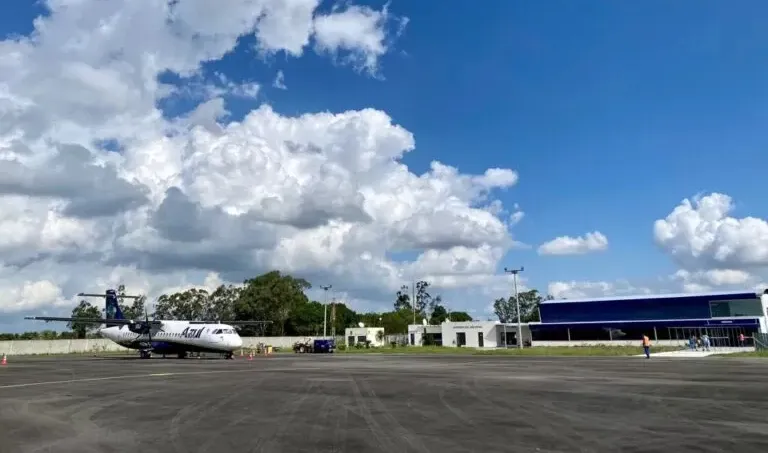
[14,354,233,363]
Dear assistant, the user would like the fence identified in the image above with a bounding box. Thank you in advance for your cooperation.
[667,326,757,351]
[754,333,768,351]
[0,336,347,356]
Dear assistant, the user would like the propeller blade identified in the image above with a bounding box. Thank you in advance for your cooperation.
[144,308,153,349]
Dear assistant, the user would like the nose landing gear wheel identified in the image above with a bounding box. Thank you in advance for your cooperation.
[225,352,234,360]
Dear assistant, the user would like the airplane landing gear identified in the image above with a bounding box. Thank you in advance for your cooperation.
[225,352,234,360]
[177,351,187,359]
[140,350,152,359]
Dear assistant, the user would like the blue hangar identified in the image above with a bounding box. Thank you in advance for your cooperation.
[529,290,768,343]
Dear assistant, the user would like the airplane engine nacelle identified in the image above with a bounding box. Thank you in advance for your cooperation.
[126,321,150,335]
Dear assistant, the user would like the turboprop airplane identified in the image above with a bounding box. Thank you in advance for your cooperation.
[24,289,270,360]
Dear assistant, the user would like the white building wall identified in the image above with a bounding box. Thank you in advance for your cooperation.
[760,293,768,334]
[344,327,385,347]
[407,324,441,346]
[441,321,499,348]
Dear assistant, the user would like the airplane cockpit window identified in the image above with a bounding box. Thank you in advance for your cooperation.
[213,329,222,334]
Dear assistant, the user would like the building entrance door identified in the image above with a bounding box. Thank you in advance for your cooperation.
[456,332,466,347]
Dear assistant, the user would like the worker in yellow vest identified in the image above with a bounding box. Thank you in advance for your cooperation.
[642,334,651,359]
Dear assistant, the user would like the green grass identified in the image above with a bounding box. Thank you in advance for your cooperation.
[335,345,682,357]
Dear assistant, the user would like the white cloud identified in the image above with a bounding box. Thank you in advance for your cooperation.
[538,231,608,256]
[654,193,768,269]
[549,192,768,301]
[313,4,402,76]
[273,70,287,90]
[547,280,652,300]
[0,1,525,323]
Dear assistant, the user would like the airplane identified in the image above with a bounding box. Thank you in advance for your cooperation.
[24,289,271,360]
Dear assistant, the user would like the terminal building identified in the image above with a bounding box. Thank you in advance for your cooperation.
[407,290,768,348]
[529,290,768,345]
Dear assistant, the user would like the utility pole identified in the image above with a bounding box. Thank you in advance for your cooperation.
[320,285,332,338]
[330,298,336,339]
[504,267,524,349]
[412,279,416,326]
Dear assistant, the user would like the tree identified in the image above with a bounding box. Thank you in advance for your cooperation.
[234,270,311,336]
[493,289,550,323]
[117,284,147,320]
[448,311,473,322]
[155,288,210,320]
[393,285,412,311]
[394,281,443,319]
[68,300,101,339]
[414,281,432,315]
[207,284,241,321]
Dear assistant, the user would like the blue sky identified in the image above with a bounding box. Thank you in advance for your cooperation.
[1,0,767,334]
[254,0,767,291]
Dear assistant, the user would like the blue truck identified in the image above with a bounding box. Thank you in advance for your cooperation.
[293,338,335,353]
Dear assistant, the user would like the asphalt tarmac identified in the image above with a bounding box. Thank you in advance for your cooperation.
[1,353,768,453]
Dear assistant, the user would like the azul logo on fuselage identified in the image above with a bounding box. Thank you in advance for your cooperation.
[181,327,205,339]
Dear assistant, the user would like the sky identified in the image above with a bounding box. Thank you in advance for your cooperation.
[1,0,767,332]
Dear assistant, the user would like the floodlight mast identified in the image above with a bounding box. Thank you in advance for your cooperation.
[320,285,332,338]
[503,267,524,349]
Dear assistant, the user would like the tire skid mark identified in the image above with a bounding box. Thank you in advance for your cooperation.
[196,374,267,453]
[307,381,338,448]
[437,387,475,427]
[332,389,351,453]
[357,378,432,453]
[251,378,318,453]
[464,377,591,452]
[170,387,245,453]
[349,376,398,452]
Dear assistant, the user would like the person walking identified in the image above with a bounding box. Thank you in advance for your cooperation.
[642,334,651,359]
[702,333,710,351]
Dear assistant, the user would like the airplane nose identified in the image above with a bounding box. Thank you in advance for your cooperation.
[230,336,243,348]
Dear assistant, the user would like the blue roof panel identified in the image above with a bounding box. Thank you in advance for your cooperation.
[541,290,758,305]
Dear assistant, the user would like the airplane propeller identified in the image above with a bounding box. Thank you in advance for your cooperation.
[143,308,153,351]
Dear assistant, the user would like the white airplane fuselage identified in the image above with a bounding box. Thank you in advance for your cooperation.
[98,320,243,356]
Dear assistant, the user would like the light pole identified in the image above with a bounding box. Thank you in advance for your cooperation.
[504,267,524,349]
[320,285,332,338]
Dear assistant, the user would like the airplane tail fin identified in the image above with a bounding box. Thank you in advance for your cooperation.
[105,289,125,327]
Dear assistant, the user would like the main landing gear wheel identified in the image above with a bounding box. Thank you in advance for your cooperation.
[140,350,152,359]
[225,352,234,360]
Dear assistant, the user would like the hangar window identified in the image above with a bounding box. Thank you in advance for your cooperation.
[710,299,762,318]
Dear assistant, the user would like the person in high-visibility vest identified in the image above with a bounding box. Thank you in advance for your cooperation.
[641,334,651,359]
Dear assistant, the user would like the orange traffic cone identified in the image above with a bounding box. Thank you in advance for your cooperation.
[1,354,6,365]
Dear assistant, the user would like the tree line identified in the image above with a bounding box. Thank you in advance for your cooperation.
[8,271,555,339]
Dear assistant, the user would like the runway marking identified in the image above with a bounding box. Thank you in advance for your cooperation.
[0,367,307,390]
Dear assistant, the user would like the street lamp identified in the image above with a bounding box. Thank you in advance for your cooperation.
[320,285,332,338]
[504,267,524,349]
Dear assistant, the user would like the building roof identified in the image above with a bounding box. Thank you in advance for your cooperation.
[541,290,759,305]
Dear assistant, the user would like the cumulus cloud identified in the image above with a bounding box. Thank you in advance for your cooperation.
[547,280,652,300]
[551,193,768,301]
[0,0,523,322]
[654,193,768,269]
[538,231,608,256]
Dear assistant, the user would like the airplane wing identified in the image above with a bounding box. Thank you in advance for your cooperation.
[24,316,161,325]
